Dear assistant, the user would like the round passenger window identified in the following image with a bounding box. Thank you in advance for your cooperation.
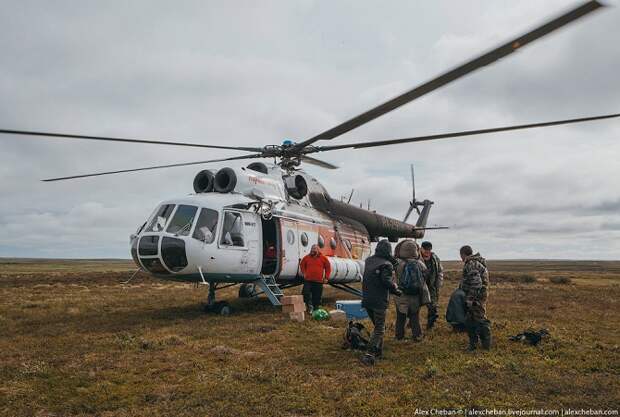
[344,239,352,251]
[287,230,295,245]
[318,235,325,248]
[300,232,309,247]
[330,237,337,250]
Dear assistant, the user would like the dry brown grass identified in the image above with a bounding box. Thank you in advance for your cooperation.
[1,260,619,416]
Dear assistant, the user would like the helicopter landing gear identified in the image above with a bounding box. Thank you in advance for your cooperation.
[203,282,232,316]
[203,301,231,316]
[238,283,258,298]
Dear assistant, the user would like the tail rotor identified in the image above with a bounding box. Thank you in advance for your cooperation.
[404,164,423,222]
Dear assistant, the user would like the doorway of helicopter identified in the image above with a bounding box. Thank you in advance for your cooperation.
[261,218,279,276]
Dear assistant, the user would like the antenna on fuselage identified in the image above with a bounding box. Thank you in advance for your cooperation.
[347,189,354,204]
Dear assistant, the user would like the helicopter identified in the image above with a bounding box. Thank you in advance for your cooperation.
[0,1,618,313]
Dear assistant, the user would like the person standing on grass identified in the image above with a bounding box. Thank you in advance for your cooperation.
[360,239,402,366]
[300,244,331,313]
[420,241,444,330]
[459,245,491,351]
[393,240,429,341]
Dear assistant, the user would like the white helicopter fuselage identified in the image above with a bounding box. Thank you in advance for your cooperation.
[130,165,372,286]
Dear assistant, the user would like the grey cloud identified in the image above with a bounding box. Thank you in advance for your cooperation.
[600,222,620,231]
[592,198,620,213]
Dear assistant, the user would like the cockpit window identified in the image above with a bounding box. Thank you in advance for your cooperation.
[192,208,219,244]
[135,221,146,235]
[146,204,175,232]
[220,211,245,247]
[166,205,198,236]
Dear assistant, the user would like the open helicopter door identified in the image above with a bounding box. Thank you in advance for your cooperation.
[260,217,279,276]
[279,218,301,279]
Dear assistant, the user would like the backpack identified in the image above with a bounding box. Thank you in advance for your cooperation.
[398,260,424,295]
[342,321,370,350]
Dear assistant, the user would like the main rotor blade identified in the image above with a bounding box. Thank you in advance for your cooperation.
[42,154,264,182]
[300,155,339,169]
[0,128,262,152]
[295,0,604,149]
[313,113,620,152]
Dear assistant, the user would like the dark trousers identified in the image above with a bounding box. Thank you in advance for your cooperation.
[395,308,422,339]
[302,281,324,308]
[367,308,387,355]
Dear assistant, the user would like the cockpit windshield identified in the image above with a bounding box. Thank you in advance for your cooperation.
[166,205,198,236]
[146,204,175,232]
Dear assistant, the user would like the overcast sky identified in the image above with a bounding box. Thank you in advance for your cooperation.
[1,1,619,260]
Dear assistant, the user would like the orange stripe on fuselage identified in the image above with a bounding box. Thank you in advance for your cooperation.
[279,218,370,261]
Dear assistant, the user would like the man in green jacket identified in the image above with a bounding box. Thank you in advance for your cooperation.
[420,241,443,330]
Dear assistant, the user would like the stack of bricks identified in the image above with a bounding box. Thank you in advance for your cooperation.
[280,295,306,322]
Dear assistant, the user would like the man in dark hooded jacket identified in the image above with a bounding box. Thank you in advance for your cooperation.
[360,240,401,365]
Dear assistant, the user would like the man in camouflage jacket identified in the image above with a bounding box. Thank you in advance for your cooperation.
[459,245,491,350]
[420,241,443,329]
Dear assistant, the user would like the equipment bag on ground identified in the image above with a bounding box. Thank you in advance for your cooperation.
[342,321,370,350]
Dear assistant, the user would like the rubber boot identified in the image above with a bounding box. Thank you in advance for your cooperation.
[360,346,379,366]
[466,324,479,351]
[427,306,438,330]
[479,321,492,350]
[375,347,384,360]
[427,314,436,330]
[360,352,375,366]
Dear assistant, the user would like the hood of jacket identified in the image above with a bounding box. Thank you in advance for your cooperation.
[466,253,487,267]
[375,239,393,260]
[397,240,419,260]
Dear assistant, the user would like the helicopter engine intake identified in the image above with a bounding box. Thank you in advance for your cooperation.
[214,167,237,193]
[193,170,215,193]
[193,166,287,201]
[283,175,308,199]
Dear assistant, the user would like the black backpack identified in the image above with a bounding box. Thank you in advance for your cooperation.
[342,321,370,350]
[398,260,424,295]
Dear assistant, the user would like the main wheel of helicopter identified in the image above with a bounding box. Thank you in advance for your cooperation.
[238,283,257,298]
[203,300,232,316]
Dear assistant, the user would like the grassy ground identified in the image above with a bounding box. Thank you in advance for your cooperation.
[1,260,619,416]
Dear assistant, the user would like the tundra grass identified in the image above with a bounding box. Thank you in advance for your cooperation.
[0,261,618,416]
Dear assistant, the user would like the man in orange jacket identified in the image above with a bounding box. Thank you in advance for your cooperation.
[300,244,332,313]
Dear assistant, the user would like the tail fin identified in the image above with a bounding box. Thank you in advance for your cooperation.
[415,200,433,229]
[404,164,429,223]
[401,164,447,238]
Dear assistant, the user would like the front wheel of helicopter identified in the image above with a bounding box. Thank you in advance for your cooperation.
[204,300,232,315]
[219,303,231,316]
